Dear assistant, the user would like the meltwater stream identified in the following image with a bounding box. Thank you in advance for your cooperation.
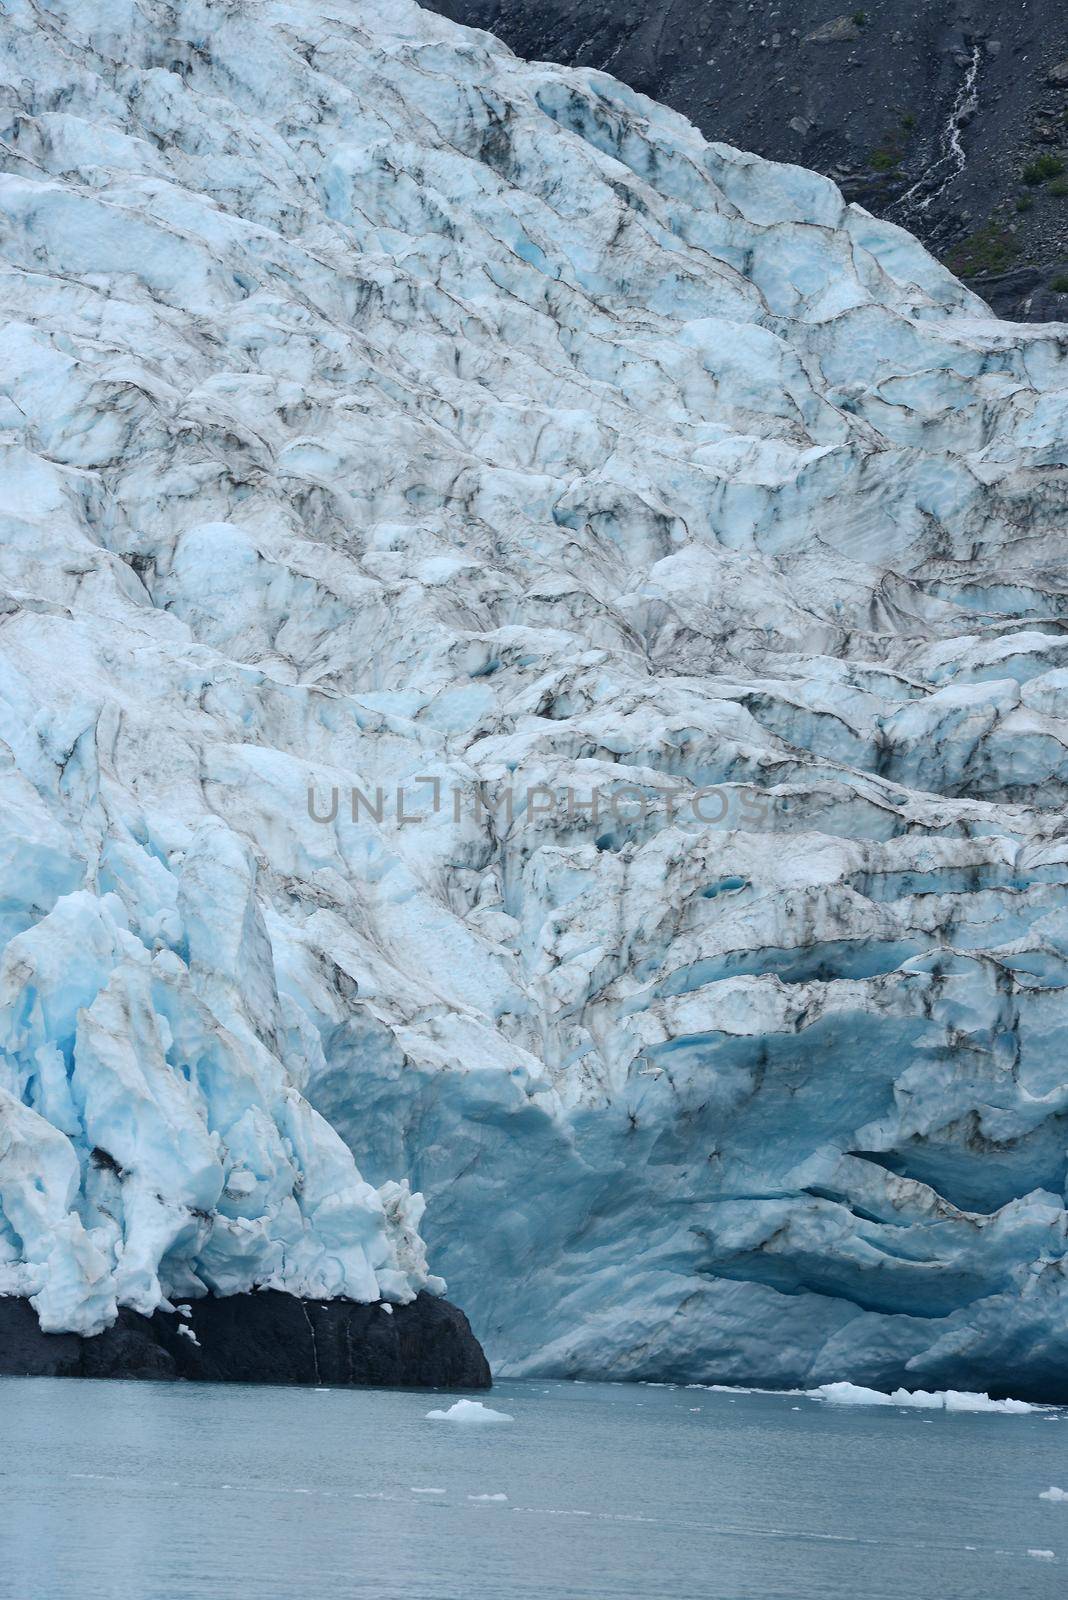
[891,42,982,225]
[0,1376,1065,1599]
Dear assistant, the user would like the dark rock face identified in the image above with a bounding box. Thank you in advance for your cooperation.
[420,0,1068,320]
[0,1292,492,1388]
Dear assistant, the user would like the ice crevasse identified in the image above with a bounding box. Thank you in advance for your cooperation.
[0,0,1067,1393]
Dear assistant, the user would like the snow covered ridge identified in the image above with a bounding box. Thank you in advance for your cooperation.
[0,1,1067,1384]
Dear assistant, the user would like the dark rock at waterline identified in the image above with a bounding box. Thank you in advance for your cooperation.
[0,1291,491,1388]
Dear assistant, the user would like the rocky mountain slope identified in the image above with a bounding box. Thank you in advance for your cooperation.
[422,0,1068,320]
[1,0,1068,1396]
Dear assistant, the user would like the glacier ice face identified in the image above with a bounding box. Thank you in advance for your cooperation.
[1,0,1068,1388]
[0,852,442,1333]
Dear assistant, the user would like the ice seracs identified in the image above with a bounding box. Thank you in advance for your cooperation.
[0,870,442,1332]
[0,0,1067,1392]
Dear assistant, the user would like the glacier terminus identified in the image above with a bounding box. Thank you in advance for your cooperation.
[0,0,1067,1399]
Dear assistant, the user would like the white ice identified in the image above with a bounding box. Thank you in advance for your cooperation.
[809,1383,1044,1414]
[426,1400,515,1424]
[0,0,1067,1393]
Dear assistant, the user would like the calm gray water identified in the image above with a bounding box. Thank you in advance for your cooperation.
[0,1374,1065,1599]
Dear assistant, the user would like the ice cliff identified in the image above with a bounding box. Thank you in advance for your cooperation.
[1,0,1068,1392]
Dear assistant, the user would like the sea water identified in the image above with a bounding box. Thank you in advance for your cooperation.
[0,1375,1064,1598]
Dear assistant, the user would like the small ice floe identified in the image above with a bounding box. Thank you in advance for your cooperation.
[686,1383,804,1397]
[809,1382,1043,1413]
[381,1303,393,1315]
[425,1399,514,1424]
[1040,1487,1068,1502]
[177,1325,200,1346]
[1028,1550,1055,1561]
[467,1492,508,1502]
[411,1487,446,1496]
[941,1392,1039,1414]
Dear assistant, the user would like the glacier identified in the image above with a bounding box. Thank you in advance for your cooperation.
[0,0,1067,1394]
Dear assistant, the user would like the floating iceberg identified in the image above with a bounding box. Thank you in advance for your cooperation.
[426,1399,515,1424]
[0,0,1067,1394]
[809,1383,1045,1414]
